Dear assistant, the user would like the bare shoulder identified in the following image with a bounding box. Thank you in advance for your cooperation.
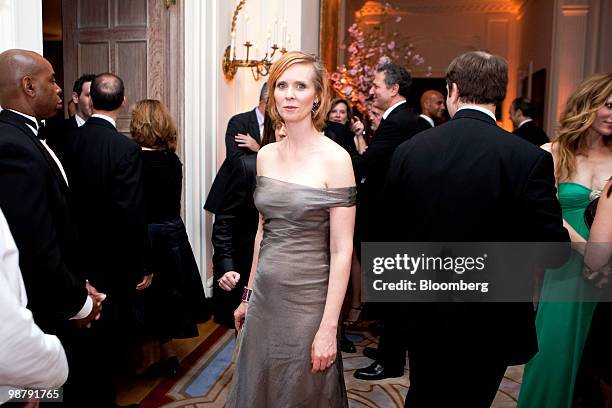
[256,142,278,174]
[320,136,355,188]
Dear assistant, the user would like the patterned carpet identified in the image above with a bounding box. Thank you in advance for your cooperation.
[134,322,524,407]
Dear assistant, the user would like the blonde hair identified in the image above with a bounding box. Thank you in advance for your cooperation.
[554,73,612,180]
[266,51,330,131]
[130,99,177,152]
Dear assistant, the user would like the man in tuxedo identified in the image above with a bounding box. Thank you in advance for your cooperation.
[417,89,446,130]
[66,72,149,406]
[510,97,549,146]
[383,51,568,407]
[204,83,268,213]
[0,50,103,333]
[45,73,96,165]
[353,64,421,381]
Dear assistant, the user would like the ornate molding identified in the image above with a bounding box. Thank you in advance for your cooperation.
[355,0,525,16]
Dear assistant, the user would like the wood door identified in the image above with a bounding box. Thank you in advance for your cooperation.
[62,0,183,136]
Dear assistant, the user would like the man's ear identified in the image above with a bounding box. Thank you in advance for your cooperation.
[22,76,35,97]
[121,96,127,108]
[448,83,459,104]
[391,83,400,97]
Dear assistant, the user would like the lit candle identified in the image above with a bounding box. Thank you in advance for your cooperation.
[273,17,278,45]
[266,30,271,54]
[230,31,236,61]
[286,34,291,51]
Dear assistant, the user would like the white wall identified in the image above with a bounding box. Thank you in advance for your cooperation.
[183,0,320,293]
[0,0,42,54]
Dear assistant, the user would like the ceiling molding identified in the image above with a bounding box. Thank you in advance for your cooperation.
[355,0,528,17]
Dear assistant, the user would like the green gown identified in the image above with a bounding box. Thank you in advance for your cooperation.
[518,183,599,408]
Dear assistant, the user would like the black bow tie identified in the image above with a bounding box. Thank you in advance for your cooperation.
[20,116,46,138]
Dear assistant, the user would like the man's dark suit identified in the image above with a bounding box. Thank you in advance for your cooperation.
[44,115,78,161]
[382,109,569,407]
[0,109,87,333]
[65,116,147,405]
[204,108,261,213]
[211,154,258,327]
[354,102,421,242]
[417,115,434,131]
[513,119,549,147]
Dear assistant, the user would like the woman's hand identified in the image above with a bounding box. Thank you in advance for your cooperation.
[234,302,248,331]
[218,271,240,291]
[310,327,337,373]
[350,118,364,136]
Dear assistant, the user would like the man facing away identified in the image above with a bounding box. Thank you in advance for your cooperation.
[510,97,549,146]
[417,89,446,130]
[65,73,149,406]
[382,51,568,407]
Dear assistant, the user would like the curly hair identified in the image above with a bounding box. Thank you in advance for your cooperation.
[554,73,612,180]
[266,51,330,132]
[130,99,177,152]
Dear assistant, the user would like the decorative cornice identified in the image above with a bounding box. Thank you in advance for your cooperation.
[356,0,526,16]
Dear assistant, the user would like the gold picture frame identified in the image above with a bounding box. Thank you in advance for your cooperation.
[319,0,340,74]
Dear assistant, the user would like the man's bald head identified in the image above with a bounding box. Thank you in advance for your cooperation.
[0,49,62,119]
[90,73,125,112]
[420,90,446,120]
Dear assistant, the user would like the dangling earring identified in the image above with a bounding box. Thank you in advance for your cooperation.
[312,100,320,114]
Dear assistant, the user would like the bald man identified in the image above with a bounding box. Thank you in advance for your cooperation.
[418,89,446,130]
[0,49,108,404]
[0,49,104,331]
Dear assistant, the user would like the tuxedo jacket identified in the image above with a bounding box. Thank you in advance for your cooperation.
[45,115,77,151]
[513,120,549,147]
[0,109,87,332]
[382,108,569,365]
[211,154,258,327]
[204,109,261,213]
[417,115,434,131]
[66,117,147,293]
[354,102,421,241]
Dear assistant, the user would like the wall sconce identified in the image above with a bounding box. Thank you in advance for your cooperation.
[222,0,289,81]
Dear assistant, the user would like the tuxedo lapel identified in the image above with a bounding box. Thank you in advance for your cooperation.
[0,110,69,193]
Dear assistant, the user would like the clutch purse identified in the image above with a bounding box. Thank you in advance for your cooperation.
[231,328,244,363]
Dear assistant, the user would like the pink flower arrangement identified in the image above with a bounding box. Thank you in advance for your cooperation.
[330,5,427,114]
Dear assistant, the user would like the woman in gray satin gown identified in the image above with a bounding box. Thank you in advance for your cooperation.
[226,51,357,408]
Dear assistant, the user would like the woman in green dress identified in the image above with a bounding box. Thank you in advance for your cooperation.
[518,73,612,408]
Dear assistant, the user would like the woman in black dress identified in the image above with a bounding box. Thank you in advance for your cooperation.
[130,99,209,376]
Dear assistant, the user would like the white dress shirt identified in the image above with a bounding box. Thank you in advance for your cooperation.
[75,113,86,127]
[419,114,435,128]
[91,113,116,128]
[518,118,533,128]
[457,105,497,122]
[255,107,265,139]
[0,209,68,403]
[382,99,407,120]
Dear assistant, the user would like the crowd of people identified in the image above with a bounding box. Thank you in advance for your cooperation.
[0,49,207,407]
[0,45,610,408]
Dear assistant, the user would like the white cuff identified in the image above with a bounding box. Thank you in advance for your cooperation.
[69,295,92,320]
